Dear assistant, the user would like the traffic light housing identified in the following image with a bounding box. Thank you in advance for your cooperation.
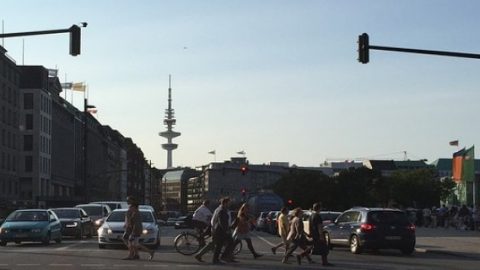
[287,199,293,205]
[358,33,369,64]
[70,25,81,56]
[241,188,246,196]
[240,165,248,175]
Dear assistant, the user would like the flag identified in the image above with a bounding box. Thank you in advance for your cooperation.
[48,69,58,77]
[208,150,216,155]
[86,105,97,114]
[237,150,246,155]
[61,82,73,89]
[72,82,86,92]
[449,140,459,146]
[463,146,475,183]
[452,148,465,183]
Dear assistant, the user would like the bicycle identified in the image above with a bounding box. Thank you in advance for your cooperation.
[174,230,242,256]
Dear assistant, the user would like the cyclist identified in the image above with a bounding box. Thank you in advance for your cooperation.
[192,200,212,246]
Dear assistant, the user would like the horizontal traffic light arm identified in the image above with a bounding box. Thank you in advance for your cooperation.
[0,28,71,38]
[369,45,480,60]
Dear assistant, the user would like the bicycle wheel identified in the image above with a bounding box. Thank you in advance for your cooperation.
[174,232,201,255]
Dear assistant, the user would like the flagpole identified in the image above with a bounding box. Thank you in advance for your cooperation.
[64,73,67,100]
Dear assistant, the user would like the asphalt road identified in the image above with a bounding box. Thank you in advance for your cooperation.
[0,227,478,270]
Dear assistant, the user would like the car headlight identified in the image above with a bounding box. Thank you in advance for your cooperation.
[66,222,78,228]
[95,219,103,226]
[31,228,42,233]
[142,228,155,235]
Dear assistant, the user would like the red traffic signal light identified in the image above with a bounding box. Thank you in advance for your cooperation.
[241,188,246,195]
[240,165,248,175]
[287,199,293,205]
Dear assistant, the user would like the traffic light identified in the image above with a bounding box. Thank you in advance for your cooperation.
[70,25,81,56]
[287,199,293,205]
[240,165,248,175]
[241,188,246,196]
[358,33,369,64]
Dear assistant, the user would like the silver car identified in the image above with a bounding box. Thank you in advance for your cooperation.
[97,209,160,249]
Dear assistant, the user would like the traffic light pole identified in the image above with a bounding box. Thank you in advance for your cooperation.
[369,45,480,60]
[0,24,86,56]
[357,33,480,63]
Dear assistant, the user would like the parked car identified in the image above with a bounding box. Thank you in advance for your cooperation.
[174,214,193,229]
[265,211,281,234]
[75,203,112,233]
[98,209,161,249]
[90,201,129,211]
[51,208,93,239]
[323,207,416,254]
[0,209,62,246]
[256,212,269,231]
[166,217,177,226]
[139,205,155,212]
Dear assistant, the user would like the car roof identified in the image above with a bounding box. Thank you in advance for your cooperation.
[76,203,108,208]
[14,209,49,212]
[347,207,403,212]
[111,208,151,213]
[51,208,82,211]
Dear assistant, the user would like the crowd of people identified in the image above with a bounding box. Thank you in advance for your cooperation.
[192,197,333,266]
[407,204,480,231]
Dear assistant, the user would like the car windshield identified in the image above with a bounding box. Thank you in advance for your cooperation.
[80,206,102,216]
[107,211,154,222]
[368,211,409,225]
[6,211,48,222]
[53,209,81,219]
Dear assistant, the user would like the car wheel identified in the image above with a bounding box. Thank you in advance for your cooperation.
[99,244,106,249]
[401,245,415,255]
[76,227,84,240]
[0,241,7,246]
[324,232,333,250]
[42,233,51,246]
[350,235,362,254]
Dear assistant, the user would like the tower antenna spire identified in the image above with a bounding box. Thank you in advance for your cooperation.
[159,75,181,168]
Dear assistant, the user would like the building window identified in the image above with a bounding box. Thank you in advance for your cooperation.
[25,156,32,172]
[26,114,33,130]
[23,135,33,151]
[23,93,33,109]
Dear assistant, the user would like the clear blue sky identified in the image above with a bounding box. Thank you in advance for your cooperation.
[2,0,479,168]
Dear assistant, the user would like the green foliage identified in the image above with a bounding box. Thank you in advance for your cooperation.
[272,167,456,211]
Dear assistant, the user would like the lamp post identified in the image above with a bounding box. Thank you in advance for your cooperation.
[83,98,96,202]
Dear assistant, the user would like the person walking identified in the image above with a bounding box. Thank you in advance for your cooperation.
[123,196,154,260]
[271,207,290,255]
[283,207,312,265]
[232,203,263,259]
[309,203,333,266]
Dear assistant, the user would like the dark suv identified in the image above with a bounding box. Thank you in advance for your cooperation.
[323,207,416,255]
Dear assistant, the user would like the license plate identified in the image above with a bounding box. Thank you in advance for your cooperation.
[15,234,27,238]
[385,236,401,240]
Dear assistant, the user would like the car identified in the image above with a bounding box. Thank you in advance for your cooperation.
[302,210,342,235]
[323,207,416,255]
[90,201,129,211]
[51,208,94,239]
[0,209,62,246]
[139,205,155,212]
[256,212,269,231]
[265,211,281,234]
[174,214,193,229]
[0,218,4,226]
[166,217,177,226]
[97,209,161,249]
[75,203,112,233]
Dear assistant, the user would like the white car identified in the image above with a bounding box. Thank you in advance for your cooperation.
[97,209,160,249]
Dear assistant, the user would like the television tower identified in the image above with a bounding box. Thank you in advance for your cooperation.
[159,75,181,168]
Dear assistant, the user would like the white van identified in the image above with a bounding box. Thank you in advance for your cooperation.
[90,201,128,211]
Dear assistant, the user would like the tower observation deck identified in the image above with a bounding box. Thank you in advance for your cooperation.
[159,75,181,168]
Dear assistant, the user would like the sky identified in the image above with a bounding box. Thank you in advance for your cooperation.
[2,0,479,169]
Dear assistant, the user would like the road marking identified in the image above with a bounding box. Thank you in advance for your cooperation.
[16,264,40,266]
[143,265,169,267]
[252,232,276,247]
[113,264,138,267]
[49,264,73,267]
[80,264,105,267]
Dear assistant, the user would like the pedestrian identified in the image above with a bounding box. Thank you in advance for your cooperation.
[283,207,312,265]
[271,207,290,255]
[123,196,154,260]
[192,200,213,247]
[232,203,263,259]
[211,197,236,264]
[309,203,333,266]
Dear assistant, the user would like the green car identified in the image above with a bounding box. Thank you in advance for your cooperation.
[0,209,62,246]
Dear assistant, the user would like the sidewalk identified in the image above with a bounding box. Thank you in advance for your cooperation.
[415,227,480,259]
